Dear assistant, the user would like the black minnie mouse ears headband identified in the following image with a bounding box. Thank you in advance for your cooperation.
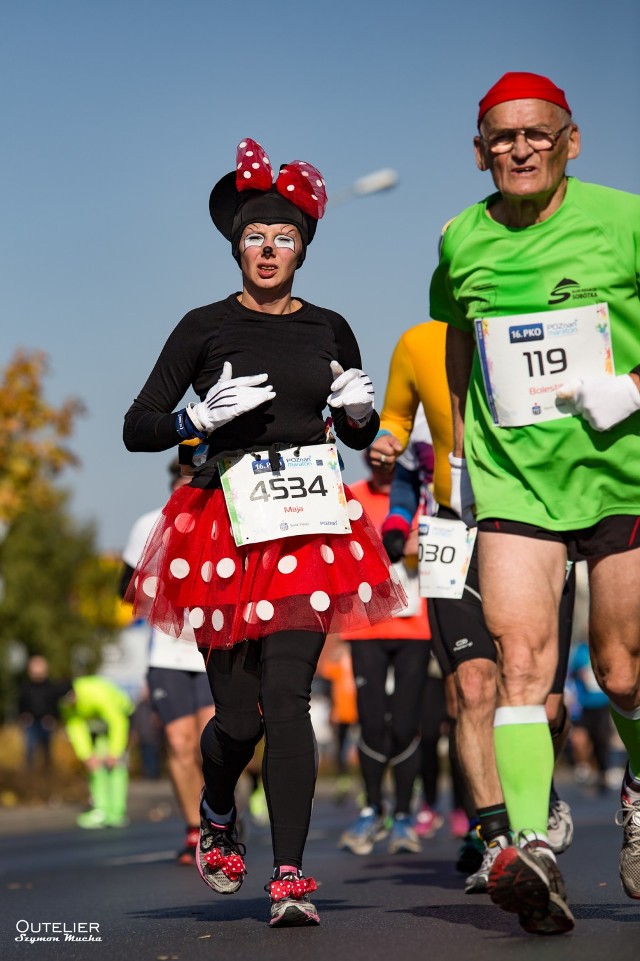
[209,138,327,267]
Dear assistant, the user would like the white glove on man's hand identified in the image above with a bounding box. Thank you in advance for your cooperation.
[327,361,375,425]
[187,361,275,433]
[556,375,640,432]
[448,453,476,528]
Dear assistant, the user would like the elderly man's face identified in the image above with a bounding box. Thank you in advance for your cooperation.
[474,99,580,204]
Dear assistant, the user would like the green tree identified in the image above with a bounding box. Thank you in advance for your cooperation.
[0,351,119,718]
[0,497,122,716]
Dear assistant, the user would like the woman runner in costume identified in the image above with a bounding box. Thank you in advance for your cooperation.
[123,139,406,927]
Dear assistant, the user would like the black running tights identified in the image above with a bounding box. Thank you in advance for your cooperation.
[200,630,325,869]
[350,638,430,814]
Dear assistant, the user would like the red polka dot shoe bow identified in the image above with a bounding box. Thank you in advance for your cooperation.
[203,848,246,881]
[267,875,318,902]
[236,138,327,219]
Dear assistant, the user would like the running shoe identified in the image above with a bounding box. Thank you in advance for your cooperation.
[338,807,388,856]
[106,814,130,828]
[455,829,485,874]
[196,797,246,895]
[616,790,640,899]
[267,873,320,927]
[487,835,575,935]
[177,827,200,865]
[547,792,574,854]
[449,807,469,838]
[76,808,108,830]
[388,814,422,854]
[414,804,443,839]
[465,834,510,894]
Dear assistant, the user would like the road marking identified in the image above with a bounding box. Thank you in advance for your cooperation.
[105,851,176,865]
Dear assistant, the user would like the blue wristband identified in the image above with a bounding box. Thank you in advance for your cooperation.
[175,408,207,441]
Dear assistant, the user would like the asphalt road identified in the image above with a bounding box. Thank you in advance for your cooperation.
[1,778,639,961]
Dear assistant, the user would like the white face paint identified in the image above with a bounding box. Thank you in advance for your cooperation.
[243,231,296,251]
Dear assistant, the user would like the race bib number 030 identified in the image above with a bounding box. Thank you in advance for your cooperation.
[475,302,613,427]
[418,517,477,599]
[219,445,351,546]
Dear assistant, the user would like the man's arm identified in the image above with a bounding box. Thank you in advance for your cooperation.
[445,326,476,527]
[369,335,420,470]
[445,326,475,456]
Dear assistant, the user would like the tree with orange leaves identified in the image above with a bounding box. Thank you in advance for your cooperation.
[0,350,85,524]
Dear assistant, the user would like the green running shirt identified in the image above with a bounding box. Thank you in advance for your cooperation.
[430,178,640,530]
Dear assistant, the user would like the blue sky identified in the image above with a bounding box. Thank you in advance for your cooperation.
[3,0,639,551]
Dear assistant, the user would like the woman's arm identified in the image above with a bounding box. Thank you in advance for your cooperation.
[123,312,208,452]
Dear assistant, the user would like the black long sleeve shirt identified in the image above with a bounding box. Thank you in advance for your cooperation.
[123,294,379,483]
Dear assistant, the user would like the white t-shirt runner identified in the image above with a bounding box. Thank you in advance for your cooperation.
[123,508,206,672]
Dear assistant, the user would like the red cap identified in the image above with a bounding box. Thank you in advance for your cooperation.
[478,72,571,125]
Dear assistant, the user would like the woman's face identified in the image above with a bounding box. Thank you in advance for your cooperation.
[239,222,301,291]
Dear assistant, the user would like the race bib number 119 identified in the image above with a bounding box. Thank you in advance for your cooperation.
[475,302,613,427]
[219,445,351,545]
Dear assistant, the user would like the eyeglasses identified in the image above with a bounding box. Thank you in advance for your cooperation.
[480,124,572,155]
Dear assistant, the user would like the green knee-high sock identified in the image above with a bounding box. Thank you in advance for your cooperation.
[610,705,640,778]
[494,705,553,838]
[88,766,110,813]
[106,764,129,820]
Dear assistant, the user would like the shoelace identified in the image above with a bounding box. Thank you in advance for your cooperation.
[548,800,568,831]
[615,806,640,851]
[203,828,247,879]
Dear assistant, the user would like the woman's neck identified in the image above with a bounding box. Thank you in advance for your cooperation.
[238,282,300,315]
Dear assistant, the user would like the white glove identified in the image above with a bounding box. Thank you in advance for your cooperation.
[187,361,275,433]
[448,453,476,528]
[327,360,375,425]
[556,375,640,432]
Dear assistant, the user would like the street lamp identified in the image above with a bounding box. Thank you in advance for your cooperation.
[329,168,399,208]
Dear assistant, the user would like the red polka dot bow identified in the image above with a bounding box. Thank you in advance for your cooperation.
[267,875,318,902]
[203,848,245,881]
[236,139,327,220]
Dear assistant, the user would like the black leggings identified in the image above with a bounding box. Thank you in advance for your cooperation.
[350,638,430,815]
[200,630,325,869]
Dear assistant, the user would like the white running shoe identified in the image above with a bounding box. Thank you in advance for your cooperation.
[616,790,640,899]
[465,834,510,894]
[547,797,574,854]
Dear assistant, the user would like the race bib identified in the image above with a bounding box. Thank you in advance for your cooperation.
[391,561,422,617]
[418,516,477,599]
[475,302,613,427]
[219,445,351,546]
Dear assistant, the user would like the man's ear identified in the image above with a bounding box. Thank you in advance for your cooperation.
[566,124,581,162]
[473,135,489,172]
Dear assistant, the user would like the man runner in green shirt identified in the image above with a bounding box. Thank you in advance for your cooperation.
[430,70,640,936]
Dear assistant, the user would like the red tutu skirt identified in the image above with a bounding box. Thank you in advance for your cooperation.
[126,484,407,649]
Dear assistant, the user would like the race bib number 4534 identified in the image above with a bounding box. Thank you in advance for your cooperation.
[219,445,351,545]
[475,302,613,427]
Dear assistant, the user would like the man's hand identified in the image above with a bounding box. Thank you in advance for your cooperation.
[556,374,640,431]
[381,513,410,562]
[369,433,403,472]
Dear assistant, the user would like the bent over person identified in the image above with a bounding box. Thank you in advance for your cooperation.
[59,676,133,829]
[430,71,640,934]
